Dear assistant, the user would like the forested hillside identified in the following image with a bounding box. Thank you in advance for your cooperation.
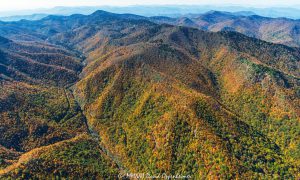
[0,10,299,179]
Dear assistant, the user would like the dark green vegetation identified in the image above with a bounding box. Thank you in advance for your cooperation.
[0,10,299,179]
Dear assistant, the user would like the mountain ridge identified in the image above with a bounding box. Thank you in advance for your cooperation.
[2,5,300,19]
[0,10,299,179]
[150,10,300,47]
[2,9,300,47]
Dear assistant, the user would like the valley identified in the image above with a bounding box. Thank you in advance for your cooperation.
[0,10,299,179]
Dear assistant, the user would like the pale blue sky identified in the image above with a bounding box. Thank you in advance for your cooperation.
[0,0,298,11]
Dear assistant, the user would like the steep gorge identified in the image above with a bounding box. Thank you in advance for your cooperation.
[0,11,299,179]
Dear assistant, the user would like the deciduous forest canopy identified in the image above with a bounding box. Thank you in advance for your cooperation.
[0,1,299,179]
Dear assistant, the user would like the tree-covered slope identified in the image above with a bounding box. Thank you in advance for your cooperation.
[0,134,120,179]
[0,36,83,86]
[0,10,299,179]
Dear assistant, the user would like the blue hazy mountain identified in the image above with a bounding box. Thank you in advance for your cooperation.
[1,5,300,21]
[0,14,49,21]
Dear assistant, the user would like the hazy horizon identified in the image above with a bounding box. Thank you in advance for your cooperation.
[0,0,299,12]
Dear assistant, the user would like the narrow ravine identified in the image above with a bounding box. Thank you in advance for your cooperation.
[65,80,128,173]
[57,42,129,174]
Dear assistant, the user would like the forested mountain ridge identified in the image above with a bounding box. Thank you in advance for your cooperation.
[0,36,83,85]
[150,11,300,47]
[3,9,300,48]
[0,10,299,179]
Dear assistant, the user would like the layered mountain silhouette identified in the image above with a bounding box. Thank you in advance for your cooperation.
[0,10,299,179]
[150,11,300,47]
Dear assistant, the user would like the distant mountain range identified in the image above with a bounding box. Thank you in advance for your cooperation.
[0,14,49,22]
[2,9,300,48]
[1,5,300,20]
[150,11,300,47]
[0,10,299,179]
